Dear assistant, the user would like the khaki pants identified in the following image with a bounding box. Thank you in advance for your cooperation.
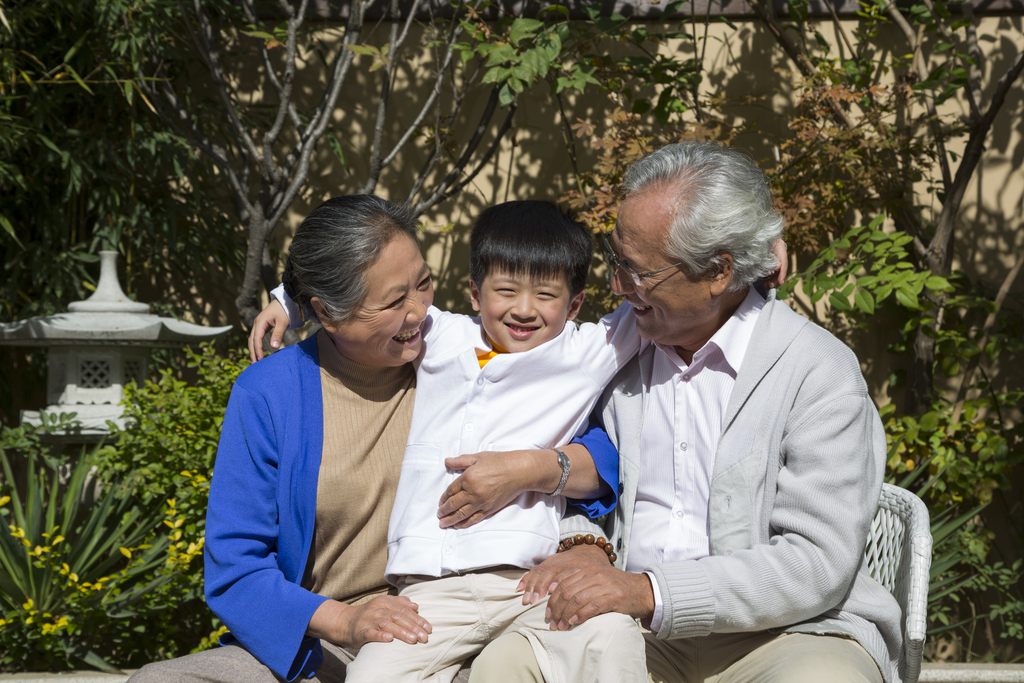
[472,630,883,683]
[345,569,647,683]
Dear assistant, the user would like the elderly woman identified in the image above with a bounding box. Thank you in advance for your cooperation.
[129,195,600,683]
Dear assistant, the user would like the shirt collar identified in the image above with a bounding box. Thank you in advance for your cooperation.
[644,285,766,374]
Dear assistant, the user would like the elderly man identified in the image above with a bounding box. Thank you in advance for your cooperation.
[494,141,902,683]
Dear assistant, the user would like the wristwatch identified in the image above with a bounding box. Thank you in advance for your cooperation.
[550,448,571,496]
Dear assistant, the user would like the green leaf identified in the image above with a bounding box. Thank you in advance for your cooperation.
[0,214,23,248]
[829,292,853,311]
[854,289,875,315]
[536,31,562,62]
[509,18,544,46]
[63,33,89,64]
[895,287,919,309]
[498,82,515,107]
[62,64,94,95]
[344,44,378,56]
[925,275,949,291]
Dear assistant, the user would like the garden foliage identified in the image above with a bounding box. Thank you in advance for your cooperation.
[0,345,247,671]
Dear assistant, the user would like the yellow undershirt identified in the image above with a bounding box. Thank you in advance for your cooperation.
[476,336,509,368]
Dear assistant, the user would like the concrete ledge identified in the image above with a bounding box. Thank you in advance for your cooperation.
[3,664,1023,682]
[0,673,133,682]
[919,664,1024,682]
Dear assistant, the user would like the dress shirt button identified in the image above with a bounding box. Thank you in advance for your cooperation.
[476,376,484,386]
[683,373,691,381]
[680,442,687,451]
[444,546,453,555]
[465,423,474,432]
[674,510,683,519]
[618,482,624,494]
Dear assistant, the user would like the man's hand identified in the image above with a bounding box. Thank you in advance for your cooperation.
[247,299,290,362]
[438,451,541,529]
[517,543,609,605]
[518,545,656,630]
[307,595,432,648]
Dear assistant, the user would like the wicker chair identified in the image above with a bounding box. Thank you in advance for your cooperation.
[863,483,932,683]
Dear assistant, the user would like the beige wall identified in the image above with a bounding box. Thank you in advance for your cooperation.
[190,14,1022,413]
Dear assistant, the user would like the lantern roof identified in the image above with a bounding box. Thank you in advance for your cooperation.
[0,251,231,347]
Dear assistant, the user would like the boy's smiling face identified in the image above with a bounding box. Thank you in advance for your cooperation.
[470,269,585,353]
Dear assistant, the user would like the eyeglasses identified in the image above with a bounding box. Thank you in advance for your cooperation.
[601,233,684,289]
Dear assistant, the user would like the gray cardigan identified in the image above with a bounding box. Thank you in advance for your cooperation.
[563,291,904,682]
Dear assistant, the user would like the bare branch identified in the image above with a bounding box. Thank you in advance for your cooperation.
[410,87,512,215]
[262,0,308,178]
[746,0,857,130]
[239,0,305,134]
[184,0,263,167]
[961,1,985,114]
[887,5,953,190]
[266,1,368,227]
[920,0,982,120]
[359,0,422,195]
[927,50,1024,274]
[136,58,254,224]
[378,1,469,173]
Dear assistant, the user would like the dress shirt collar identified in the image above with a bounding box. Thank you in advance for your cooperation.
[642,285,766,375]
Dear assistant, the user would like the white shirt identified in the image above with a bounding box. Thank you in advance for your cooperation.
[629,286,765,630]
[384,304,638,583]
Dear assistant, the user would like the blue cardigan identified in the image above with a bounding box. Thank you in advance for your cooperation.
[204,335,620,680]
[205,336,328,680]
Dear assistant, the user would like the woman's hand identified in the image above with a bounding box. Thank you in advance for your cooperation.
[307,595,432,648]
[438,450,543,530]
[247,299,290,362]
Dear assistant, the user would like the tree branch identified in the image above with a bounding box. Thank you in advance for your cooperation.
[184,0,263,167]
[239,0,305,134]
[927,50,1024,274]
[410,87,514,215]
[887,5,953,190]
[260,0,308,181]
[949,237,1024,429]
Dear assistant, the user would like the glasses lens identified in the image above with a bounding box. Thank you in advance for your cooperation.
[603,234,642,288]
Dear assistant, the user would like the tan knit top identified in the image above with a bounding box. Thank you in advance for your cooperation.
[301,329,415,605]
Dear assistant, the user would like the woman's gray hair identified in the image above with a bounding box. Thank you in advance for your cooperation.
[621,142,783,291]
[283,195,419,323]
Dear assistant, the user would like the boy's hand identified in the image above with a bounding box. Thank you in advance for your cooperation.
[438,451,539,529]
[247,299,290,362]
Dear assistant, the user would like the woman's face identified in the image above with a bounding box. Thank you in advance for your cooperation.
[314,235,434,367]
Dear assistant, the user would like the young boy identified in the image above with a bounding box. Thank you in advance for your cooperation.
[270,201,644,683]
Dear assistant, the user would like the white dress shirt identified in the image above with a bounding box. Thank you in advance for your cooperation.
[386,303,638,582]
[628,286,765,630]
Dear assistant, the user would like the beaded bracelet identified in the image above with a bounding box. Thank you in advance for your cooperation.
[556,533,617,565]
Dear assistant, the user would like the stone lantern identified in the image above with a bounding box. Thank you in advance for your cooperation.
[0,251,231,439]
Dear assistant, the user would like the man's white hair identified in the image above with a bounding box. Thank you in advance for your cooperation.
[622,141,783,291]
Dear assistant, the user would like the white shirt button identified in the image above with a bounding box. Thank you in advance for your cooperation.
[680,442,688,451]
[674,511,684,519]
[444,546,453,555]
[465,424,474,432]
[683,373,691,381]
[476,377,484,386]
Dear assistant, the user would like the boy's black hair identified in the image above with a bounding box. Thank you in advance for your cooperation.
[469,201,594,296]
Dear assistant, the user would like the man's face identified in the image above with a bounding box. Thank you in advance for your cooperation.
[609,187,731,358]
[470,269,584,353]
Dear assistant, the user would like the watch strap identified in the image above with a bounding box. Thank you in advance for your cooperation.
[551,448,571,496]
